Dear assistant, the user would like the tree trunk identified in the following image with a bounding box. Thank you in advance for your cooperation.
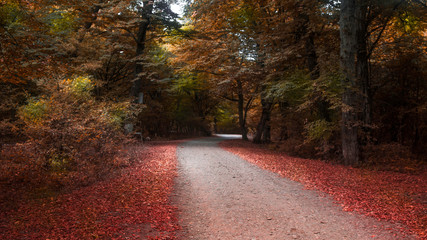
[279,101,289,141]
[340,0,368,165]
[213,117,218,133]
[253,97,272,144]
[306,31,332,122]
[297,8,332,122]
[131,2,154,98]
[358,23,371,137]
[238,93,248,140]
[237,80,248,140]
[305,32,319,79]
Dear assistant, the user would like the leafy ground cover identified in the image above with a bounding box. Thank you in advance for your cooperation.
[219,140,427,239]
[0,141,181,239]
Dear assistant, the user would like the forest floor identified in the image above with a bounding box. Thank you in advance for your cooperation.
[0,141,181,240]
[1,135,425,239]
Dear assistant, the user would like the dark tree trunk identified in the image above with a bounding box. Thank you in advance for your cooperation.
[293,5,332,125]
[213,117,218,133]
[358,26,371,135]
[253,97,272,144]
[305,32,319,79]
[131,2,154,99]
[262,120,271,143]
[306,32,331,122]
[238,93,248,140]
[298,8,331,122]
[279,101,289,141]
[340,0,369,165]
[237,80,248,140]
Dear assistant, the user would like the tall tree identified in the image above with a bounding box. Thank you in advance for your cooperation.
[130,0,154,99]
[339,0,366,165]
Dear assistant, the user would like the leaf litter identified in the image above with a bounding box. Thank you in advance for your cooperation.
[219,139,426,239]
[1,141,182,240]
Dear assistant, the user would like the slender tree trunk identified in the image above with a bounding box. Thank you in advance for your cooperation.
[279,101,289,141]
[297,8,331,122]
[213,117,218,133]
[253,97,272,144]
[262,112,271,142]
[306,32,332,122]
[131,2,154,98]
[237,79,248,140]
[238,93,248,140]
[305,32,319,79]
[358,23,371,136]
[340,0,368,165]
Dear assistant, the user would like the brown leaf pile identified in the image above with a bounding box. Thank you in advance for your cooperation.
[0,141,181,239]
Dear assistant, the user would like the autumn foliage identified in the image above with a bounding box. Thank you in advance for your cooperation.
[0,77,132,193]
[220,139,427,239]
[0,141,180,239]
[0,0,426,238]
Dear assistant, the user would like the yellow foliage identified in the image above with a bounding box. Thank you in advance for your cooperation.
[62,76,94,98]
[18,98,49,125]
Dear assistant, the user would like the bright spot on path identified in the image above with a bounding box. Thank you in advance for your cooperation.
[214,134,243,139]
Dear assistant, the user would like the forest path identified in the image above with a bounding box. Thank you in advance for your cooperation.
[172,135,412,240]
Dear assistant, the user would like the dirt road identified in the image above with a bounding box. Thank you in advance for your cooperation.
[173,136,412,239]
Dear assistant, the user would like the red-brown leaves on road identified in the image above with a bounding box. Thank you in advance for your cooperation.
[220,140,426,239]
[1,141,180,240]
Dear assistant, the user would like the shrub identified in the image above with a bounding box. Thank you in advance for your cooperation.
[63,76,94,99]
[303,119,339,158]
[103,102,135,130]
[304,119,335,143]
[18,98,48,124]
[49,10,78,35]
[1,76,133,195]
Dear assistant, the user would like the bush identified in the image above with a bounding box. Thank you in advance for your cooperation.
[18,98,48,124]
[103,102,136,130]
[1,76,134,195]
[304,119,334,143]
[302,119,339,158]
[63,76,94,99]
[49,10,78,35]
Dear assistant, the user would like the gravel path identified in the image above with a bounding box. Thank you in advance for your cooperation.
[173,135,413,240]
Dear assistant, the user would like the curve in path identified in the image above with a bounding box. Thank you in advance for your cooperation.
[173,136,412,240]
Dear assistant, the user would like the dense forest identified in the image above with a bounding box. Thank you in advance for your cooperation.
[0,0,426,211]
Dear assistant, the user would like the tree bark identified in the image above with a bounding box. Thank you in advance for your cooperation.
[297,7,331,122]
[358,18,371,132]
[253,97,272,144]
[237,79,249,140]
[340,0,369,165]
[306,31,332,122]
[279,101,289,141]
[131,2,154,98]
